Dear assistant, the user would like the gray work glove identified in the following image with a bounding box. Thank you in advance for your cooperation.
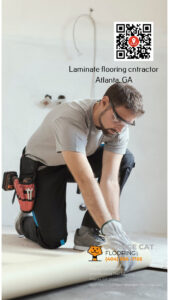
[101,219,137,273]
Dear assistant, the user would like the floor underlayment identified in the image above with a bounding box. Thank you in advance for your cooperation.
[2,227,167,299]
[3,226,167,269]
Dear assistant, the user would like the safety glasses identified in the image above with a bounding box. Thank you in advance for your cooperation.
[111,103,136,126]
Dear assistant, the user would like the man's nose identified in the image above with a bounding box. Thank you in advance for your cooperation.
[117,124,125,133]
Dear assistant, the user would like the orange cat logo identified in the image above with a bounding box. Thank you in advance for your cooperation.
[88,246,103,261]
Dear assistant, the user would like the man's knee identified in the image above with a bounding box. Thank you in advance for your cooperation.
[39,232,68,249]
[119,149,135,193]
[121,149,135,170]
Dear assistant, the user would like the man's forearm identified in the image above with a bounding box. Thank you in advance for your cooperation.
[78,177,112,228]
[100,179,120,221]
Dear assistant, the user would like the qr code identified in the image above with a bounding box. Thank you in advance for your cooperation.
[114,22,153,61]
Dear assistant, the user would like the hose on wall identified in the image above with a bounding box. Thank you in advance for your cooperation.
[73,9,96,99]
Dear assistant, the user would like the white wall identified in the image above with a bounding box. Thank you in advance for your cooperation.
[2,0,167,235]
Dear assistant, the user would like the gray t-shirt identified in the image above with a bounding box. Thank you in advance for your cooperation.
[25,99,129,166]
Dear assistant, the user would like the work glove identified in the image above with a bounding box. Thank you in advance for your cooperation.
[101,219,137,273]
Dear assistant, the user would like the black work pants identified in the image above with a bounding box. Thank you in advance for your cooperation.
[21,146,135,249]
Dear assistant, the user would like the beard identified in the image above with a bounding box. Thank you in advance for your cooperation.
[96,109,119,136]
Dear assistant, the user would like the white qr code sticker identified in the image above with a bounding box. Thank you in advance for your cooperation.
[114,22,153,61]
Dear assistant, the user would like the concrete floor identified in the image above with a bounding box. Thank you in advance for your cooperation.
[15,269,167,300]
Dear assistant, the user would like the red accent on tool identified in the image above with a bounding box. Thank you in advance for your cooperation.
[13,178,35,213]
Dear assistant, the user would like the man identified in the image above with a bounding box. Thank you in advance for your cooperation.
[15,83,144,273]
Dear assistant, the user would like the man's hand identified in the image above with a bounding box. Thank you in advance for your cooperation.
[101,219,137,273]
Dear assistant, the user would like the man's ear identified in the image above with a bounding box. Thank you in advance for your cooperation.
[101,96,110,106]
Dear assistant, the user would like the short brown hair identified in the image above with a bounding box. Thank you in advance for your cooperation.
[104,83,145,115]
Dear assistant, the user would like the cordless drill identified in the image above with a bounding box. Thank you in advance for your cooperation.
[2,171,35,212]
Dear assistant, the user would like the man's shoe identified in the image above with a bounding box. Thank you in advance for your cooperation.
[74,225,105,251]
[15,211,29,235]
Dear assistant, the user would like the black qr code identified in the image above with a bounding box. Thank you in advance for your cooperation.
[114,22,153,61]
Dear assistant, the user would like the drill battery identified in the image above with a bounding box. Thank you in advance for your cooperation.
[2,172,17,191]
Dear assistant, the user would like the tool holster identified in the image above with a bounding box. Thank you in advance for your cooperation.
[14,148,43,212]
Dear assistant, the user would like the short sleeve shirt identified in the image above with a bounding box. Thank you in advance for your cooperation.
[25,99,129,166]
